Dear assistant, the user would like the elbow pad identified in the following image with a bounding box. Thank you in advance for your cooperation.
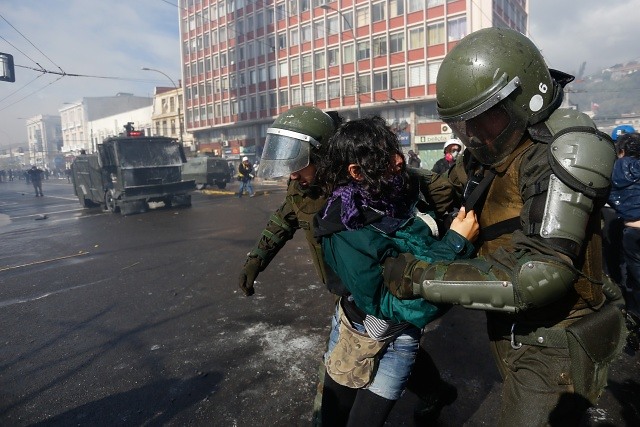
[412,255,577,312]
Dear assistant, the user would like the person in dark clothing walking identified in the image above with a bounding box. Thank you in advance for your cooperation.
[27,165,44,197]
[237,156,255,197]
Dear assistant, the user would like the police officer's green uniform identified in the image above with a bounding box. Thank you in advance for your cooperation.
[382,28,627,426]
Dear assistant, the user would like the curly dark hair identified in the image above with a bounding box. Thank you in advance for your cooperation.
[618,132,640,158]
[316,116,409,197]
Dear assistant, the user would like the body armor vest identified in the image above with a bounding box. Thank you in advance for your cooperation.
[479,139,605,325]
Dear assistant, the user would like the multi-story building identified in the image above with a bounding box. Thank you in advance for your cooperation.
[180,0,528,168]
[24,114,62,170]
[87,105,153,148]
[59,93,153,155]
[149,85,195,152]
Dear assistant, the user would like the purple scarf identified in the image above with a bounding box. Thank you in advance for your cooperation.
[323,175,411,230]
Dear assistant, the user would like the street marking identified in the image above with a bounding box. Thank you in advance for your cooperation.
[0,251,90,272]
[10,207,88,219]
[0,279,109,308]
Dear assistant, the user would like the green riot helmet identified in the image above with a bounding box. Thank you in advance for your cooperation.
[259,106,336,179]
[437,28,565,167]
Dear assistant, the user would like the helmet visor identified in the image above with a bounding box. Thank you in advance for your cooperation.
[447,102,522,166]
[258,128,316,178]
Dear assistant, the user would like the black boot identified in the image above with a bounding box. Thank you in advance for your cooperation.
[412,379,458,425]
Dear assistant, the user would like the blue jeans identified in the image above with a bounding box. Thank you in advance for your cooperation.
[324,304,420,400]
[238,179,254,196]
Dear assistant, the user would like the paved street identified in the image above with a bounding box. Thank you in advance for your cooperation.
[0,178,638,426]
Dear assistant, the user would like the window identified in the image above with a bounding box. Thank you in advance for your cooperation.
[356,6,369,27]
[343,43,354,63]
[344,76,355,96]
[409,27,425,49]
[329,80,340,98]
[279,60,289,77]
[428,61,441,84]
[259,94,267,110]
[373,71,388,91]
[357,40,370,60]
[409,63,426,86]
[428,22,445,45]
[390,68,405,89]
[269,64,276,80]
[279,89,289,105]
[327,16,339,35]
[358,73,371,94]
[291,57,300,74]
[313,21,325,39]
[278,33,287,49]
[302,54,312,73]
[372,2,386,22]
[219,26,227,42]
[389,0,404,17]
[316,82,326,101]
[327,47,339,66]
[300,0,310,12]
[301,24,312,42]
[389,33,404,53]
[250,70,257,84]
[409,0,425,12]
[290,28,299,45]
[373,35,387,56]
[427,0,444,7]
[303,85,313,103]
[259,66,267,82]
[276,4,285,21]
[291,87,301,105]
[269,91,277,109]
[315,51,326,69]
[447,16,467,42]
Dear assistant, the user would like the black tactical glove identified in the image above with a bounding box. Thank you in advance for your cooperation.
[382,253,424,299]
[239,257,261,296]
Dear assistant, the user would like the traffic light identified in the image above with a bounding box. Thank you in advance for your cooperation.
[0,53,15,82]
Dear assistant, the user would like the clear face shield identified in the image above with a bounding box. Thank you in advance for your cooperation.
[258,128,319,179]
[443,77,525,167]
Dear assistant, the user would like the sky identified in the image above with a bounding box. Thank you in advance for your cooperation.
[1,0,639,148]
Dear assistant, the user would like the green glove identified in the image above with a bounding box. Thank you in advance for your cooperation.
[239,257,261,296]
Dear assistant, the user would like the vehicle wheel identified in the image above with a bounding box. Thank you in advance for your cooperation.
[104,190,120,213]
[195,183,205,190]
[216,182,227,189]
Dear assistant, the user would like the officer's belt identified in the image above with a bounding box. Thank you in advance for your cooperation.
[506,325,569,348]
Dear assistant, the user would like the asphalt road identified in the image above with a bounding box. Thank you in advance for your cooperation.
[0,178,638,426]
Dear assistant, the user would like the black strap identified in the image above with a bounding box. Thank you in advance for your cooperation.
[464,170,496,211]
[480,217,520,241]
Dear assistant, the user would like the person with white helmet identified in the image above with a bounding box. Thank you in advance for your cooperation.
[431,138,463,175]
[237,156,255,197]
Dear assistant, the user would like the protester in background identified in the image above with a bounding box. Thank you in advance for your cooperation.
[27,165,44,197]
[407,149,421,168]
[237,156,255,198]
[431,138,462,175]
[608,132,640,319]
[602,126,636,286]
[313,116,478,426]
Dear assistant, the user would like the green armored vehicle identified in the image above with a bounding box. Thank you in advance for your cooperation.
[71,125,195,215]
[182,156,230,190]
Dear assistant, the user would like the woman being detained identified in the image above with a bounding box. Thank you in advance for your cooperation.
[313,116,479,426]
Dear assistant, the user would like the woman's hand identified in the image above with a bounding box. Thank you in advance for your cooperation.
[449,207,479,242]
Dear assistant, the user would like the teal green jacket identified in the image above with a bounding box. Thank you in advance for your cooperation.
[315,202,474,328]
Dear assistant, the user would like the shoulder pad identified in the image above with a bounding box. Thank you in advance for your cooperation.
[544,109,616,199]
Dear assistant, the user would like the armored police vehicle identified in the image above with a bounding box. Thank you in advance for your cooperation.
[71,124,195,215]
[182,155,230,190]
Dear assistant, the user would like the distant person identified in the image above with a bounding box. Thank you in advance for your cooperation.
[407,150,421,168]
[608,132,640,318]
[237,156,255,198]
[431,138,462,175]
[65,168,72,183]
[27,165,44,197]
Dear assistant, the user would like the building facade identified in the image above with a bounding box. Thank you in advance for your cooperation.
[149,85,195,152]
[87,105,154,148]
[24,114,62,170]
[59,93,153,155]
[179,0,528,167]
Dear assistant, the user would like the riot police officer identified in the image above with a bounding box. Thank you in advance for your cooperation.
[382,28,626,425]
[238,106,460,424]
